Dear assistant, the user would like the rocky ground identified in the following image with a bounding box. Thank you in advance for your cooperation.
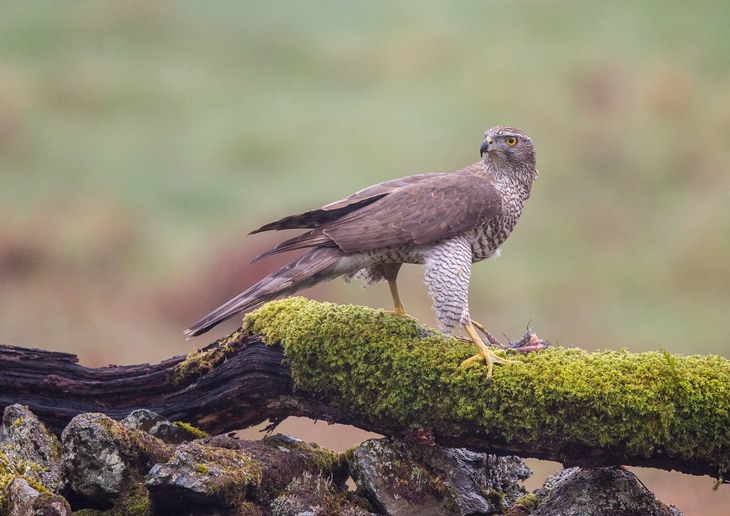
[0,404,682,515]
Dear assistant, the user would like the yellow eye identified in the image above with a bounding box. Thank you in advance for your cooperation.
[505,137,518,146]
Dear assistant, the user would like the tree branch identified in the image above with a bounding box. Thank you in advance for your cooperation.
[1,297,728,483]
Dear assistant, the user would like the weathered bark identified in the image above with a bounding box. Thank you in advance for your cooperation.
[0,334,316,436]
[1,298,728,484]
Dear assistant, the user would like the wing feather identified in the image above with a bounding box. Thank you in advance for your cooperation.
[324,168,501,252]
[250,172,443,233]
[253,163,501,259]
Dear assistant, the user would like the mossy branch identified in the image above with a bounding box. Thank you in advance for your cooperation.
[242,298,730,483]
[1,297,728,483]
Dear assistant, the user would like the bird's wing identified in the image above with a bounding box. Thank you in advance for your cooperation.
[258,163,501,257]
[325,165,501,253]
[250,173,444,233]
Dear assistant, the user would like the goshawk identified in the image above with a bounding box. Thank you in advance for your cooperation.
[186,126,538,378]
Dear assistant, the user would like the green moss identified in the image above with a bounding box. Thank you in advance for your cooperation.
[99,414,173,471]
[0,452,11,514]
[341,446,357,465]
[195,445,263,504]
[0,450,47,493]
[514,493,541,511]
[171,329,245,385]
[172,421,209,440]
[112,483,152,516]
[263,435,345,477]
[481,489,506,513]
[244,297,730,480]
[1,454,17,484]
[0,449,51,513]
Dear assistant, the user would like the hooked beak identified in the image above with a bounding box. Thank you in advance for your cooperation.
[480,137,493,157]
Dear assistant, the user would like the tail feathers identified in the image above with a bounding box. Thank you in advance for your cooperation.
[184,247,348,338]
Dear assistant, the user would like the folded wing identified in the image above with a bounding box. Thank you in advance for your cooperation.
[254,163,501,259]
[250,172,443,234]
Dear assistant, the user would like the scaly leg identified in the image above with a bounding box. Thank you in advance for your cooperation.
[460,321,520,379]
[381,263,414,318]
[387,278,410,317]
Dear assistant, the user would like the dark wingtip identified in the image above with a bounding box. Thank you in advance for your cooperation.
[183,319,215,339]
[249,220,279,235]
[182,327,202,339]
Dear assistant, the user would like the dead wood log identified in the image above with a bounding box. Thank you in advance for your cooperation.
[1,297,728,484]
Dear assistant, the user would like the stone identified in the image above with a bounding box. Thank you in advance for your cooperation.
[260,433,350,487]
[4,477,72,516]
[1,404,63,492]
[146,434,349,514]
[121,409,208,444]
[271,471,374,516]
[5,477,40,516]
[533,467,683,516]
[0,405,689,514]
[351,437,530,515]
[145,439,262,513]
[61,412,174,507]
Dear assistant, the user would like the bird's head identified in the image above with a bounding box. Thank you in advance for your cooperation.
[480,126,537,174]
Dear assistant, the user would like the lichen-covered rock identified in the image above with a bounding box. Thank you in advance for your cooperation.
[351,437,530,515]
[145,439,263,513]
[61,412,174,507]
[146,434,350,513]
[5,477,39,516]
[271,471,374,516]
[1,404,63,492]
[203,433,350,500]
[122,409,208,444]
[533,467,683,516]
[0,404,690,514]
[4,477,72,516]
[261,433,350,486]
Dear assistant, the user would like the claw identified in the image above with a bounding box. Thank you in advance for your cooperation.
[460,322,520,380]
[460,347,519,380]
[384,307,416,319]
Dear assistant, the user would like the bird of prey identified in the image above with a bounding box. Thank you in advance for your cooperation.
[185,126,538,378]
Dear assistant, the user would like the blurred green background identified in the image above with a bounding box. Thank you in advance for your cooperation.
[1,1,729,512]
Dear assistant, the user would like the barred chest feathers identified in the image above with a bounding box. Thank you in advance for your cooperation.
[469,181,527,262]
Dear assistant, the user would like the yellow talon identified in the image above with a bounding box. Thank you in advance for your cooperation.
[384,307,415,319]
[460,322,520,379]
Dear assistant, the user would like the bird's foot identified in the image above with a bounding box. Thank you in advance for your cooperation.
[460,346,520,380]
[383,307,416,319]
[460,322,520,381]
